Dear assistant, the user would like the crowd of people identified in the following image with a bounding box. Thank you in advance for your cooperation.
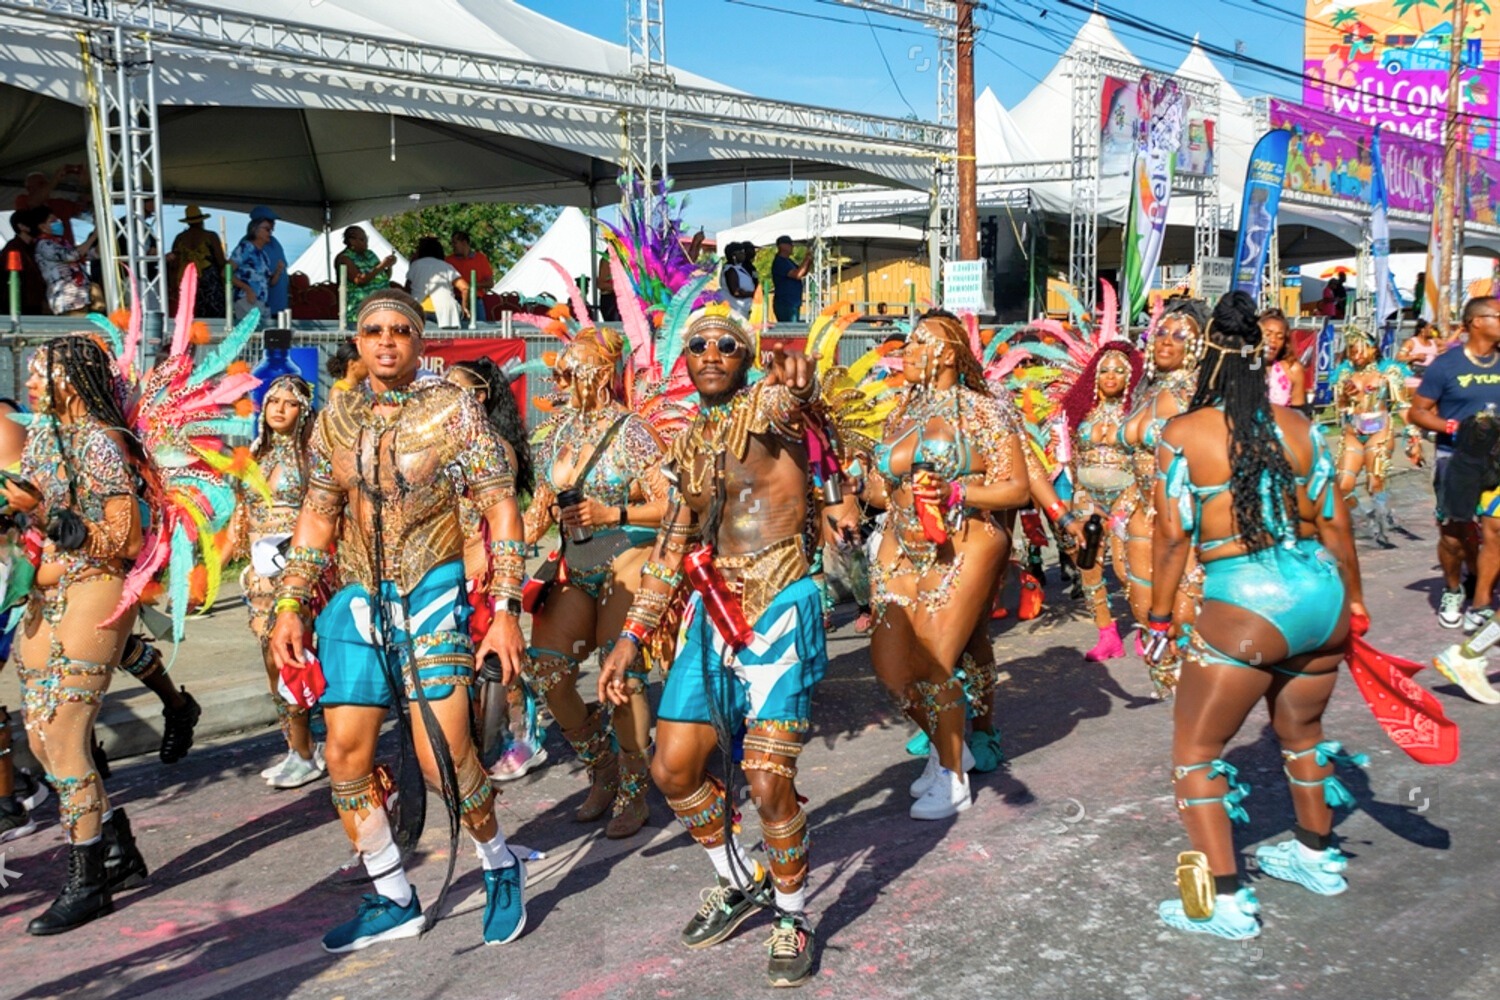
[0,228,1491,989]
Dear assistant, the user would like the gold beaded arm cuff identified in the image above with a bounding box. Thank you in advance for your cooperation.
[623,587,673,635]
[487,539,527,597]
[83,500,135,561]
[303,482,345,520]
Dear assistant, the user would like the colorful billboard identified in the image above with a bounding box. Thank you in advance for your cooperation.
[1302,2,1498,154]
[1100,74,1214,178]
[1269,98,1500,224]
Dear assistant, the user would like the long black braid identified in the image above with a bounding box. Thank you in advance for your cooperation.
[451,359,534,499]
[1189,291,1297,551]
[43,336,158,509]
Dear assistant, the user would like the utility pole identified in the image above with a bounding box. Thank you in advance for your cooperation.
[1436,0,1470,331]
[956,0,978,260]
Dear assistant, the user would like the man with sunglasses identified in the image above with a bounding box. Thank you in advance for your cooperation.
[268,288,530,953]
[598,307,825,987]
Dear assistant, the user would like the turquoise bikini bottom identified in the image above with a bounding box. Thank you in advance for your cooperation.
[1195,538,1344,675]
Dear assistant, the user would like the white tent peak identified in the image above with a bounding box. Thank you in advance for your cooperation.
[975,87,1039,165]
[1010,12,1139,144]
[1173,42,1248,106]
[494,207,596,301]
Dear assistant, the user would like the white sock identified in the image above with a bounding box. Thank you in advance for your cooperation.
[74,835,102,847]
[474,829,515,870]
[774,887,806,914]
[363,839,413,906]
[705,839,756,884]
[100,808,114,824]
[1296,841,1328,861]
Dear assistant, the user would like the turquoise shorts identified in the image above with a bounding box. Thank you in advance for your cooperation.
[315,560,474,708]
[1198,539,1344,669]
[659,576,827,731]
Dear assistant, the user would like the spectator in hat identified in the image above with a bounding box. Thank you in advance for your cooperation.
[169,204,227,317]
[249,206,290,319]
[771,234,812,323]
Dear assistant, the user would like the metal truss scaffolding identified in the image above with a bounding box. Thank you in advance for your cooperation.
[79,23,166,324]
[1068,52,1221,315]
[624,0,670,226]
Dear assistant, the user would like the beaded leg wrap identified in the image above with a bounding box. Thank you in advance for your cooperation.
[1173,759,1252,824]
[118,635,163,682]
[761,808,810,896]
[455,752,496,825]
[1082,577,1111,619]
[49,770,103,842]
[21,653,110,727]
[1282,741,1367,810]
[742,727,804,783]
[562,704,618,822]
[956,651,998,717]
[667,776,731,848]
[902,675,965,735]
[524,648,580,700]
[612,748,651,816]
[271,698,308,744]
[403,632,475,697]
[331,773,384,819]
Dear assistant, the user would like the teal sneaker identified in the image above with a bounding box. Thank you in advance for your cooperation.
[1158,887,1261,940]
[1254,839,1348,896]
[904,730,930,757]
[321,891,424,953]
[482,854,528,945]
[967,729,1004,773]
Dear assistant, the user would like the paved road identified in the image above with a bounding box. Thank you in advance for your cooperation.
[1,466,1497,1000]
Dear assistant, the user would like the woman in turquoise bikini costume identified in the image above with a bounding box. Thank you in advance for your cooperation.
[866,311,1031,820]
[523,328,669,838]
[1148,292,1369,941]
[1114,298,1208,696]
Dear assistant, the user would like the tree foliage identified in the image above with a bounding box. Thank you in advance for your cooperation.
[372,202,558,273]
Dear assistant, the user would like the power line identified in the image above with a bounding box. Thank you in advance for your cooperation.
[863,8,922,117]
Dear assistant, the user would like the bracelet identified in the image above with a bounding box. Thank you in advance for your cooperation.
[619,629,643,648]
[1147,611,1173,628]
[619,505,629,527]
[1057,511,1078,530]
[1445,419,1460,435]
[273,597,304,617]
[621,619,652,645]
[1045,500,1067,523]
[642,560,684,587]
[284,545,331,569]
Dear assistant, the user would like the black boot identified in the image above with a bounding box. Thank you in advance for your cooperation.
[102,808,149,892]
[159,689,201,764]
[27,841,113,936]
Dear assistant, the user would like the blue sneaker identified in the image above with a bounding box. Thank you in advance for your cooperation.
[1158,887,1261,940]
[1254,839,1348,896]
[904,730,930,757]
[482,854,528,945]
[321,891,424,954]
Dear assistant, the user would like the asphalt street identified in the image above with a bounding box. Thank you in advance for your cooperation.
[0,463,1496,1000]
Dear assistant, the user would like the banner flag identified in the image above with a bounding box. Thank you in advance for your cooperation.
[1122,78,1185,323]
[1231,129,1291,297]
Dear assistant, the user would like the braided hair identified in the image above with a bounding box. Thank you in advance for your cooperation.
[40,335,158,509]
[451,358,535,499]
[1190,291,1296,551]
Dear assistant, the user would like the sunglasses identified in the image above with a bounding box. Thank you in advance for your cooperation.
[358,323,416,339]
[1154,325,1191,343]
[686,335,742,357]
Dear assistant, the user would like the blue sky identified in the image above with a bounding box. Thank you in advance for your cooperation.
[187,0,1312,264]
[518,0,1308,231]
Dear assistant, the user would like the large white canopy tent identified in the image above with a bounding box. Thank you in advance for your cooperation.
[493,206,596,302]
[0,0,943,227]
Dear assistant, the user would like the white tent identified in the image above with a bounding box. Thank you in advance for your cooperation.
[289,223,408,286]
[493,207,596,301]
[0,0,934,225]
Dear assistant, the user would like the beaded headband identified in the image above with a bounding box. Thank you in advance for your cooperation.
[357,294,425,335]
[264,374,312,408]
[687,312,753,349]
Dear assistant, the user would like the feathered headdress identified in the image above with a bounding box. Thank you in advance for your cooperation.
[87,267,267,643]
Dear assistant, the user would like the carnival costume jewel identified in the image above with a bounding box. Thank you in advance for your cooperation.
[79,266,270,642]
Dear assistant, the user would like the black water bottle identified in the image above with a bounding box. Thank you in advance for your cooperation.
[1076,513,1104,570]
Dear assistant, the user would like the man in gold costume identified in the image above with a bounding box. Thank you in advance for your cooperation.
[269,289,529,953]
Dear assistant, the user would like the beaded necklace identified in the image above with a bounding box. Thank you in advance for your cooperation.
[263,432,305,505]
[681,398,739,496]
[363,382,416,408]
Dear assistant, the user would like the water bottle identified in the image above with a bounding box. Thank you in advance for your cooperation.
[555,488,592,544]
[251,329,306,408]
[1077,513,1104,570]
[683,546,754,650]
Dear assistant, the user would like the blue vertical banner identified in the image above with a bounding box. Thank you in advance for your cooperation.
[1369,130,1397,357]
[1232,129,1292,297]
[1314,317,1337,406]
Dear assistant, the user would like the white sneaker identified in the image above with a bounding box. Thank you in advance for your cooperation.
[313,742,327,772]
[1463,607,1495,634]
[261,750,295,781]
[910,767,972,820]
[1434,645,1500,705]
[270,753,325,789]
[1439,589,1466,629]
[908,743,976,799]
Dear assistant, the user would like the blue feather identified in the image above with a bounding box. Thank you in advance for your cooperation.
[187,311,261,388]
[183,417,258,439]
[657,272,717,381]
[85,312,125,358]
[168,521,193,644]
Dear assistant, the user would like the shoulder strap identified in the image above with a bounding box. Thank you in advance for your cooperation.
[566,413,630,491]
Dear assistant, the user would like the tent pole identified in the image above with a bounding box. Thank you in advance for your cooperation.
[589,181,600,314]
[323,204,333,288]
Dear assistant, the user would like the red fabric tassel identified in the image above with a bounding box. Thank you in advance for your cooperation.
[1345,614,1460,766]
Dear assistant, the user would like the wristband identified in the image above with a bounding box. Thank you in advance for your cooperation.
[1045,500,1067,523]
[274,597,304,617]
[946,480,966,511]
[619,630,643,648]
[619,505,629,527]
[621,619,652,645]
[1147,612,1173,628]
[1445,419,1460,436]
